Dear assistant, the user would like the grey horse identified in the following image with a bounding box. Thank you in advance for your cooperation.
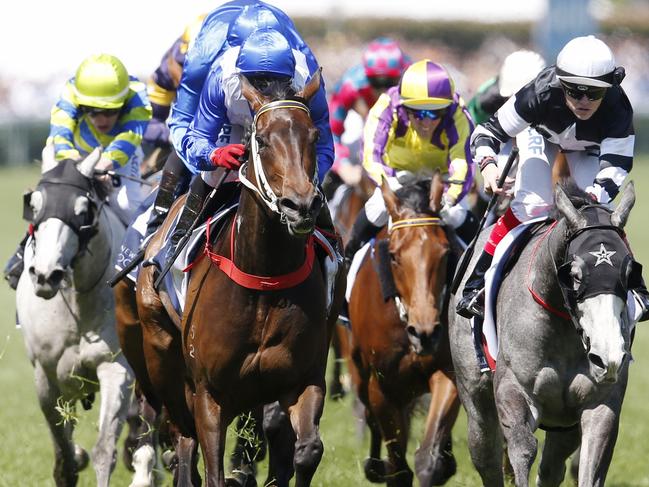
[449,180,637,487]
[16,148,133,486]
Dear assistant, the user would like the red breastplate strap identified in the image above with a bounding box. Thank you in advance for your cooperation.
[195,217,318,291]
[526,221,571,320]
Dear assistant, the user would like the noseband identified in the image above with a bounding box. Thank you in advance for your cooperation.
[238,99,321,221]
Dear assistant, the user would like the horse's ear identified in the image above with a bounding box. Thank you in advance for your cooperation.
[555,183,586,230]
[239,74,265,112]
[41,143,57,174]
[611,181,635,229]
[77,148,102,178]
[429,170,443,213]
[380,175,400,219]
[296,68,321,102]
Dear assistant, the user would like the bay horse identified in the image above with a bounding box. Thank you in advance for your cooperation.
[16,148,133,487]
[131,70,345,487]
[348,173,460,486]
[449,179,638,486]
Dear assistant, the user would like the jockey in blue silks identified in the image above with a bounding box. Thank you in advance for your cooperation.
[159,25,336,263]
[143,0,332,240]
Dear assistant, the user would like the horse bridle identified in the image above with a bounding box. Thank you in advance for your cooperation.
[552,205,642,347]
[238,99,323,222]
[388,216,444,323]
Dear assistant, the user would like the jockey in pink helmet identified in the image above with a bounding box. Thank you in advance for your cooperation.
[328,38,409,176]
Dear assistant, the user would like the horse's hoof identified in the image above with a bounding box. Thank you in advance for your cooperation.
[81,392,95,411]
[328,380,346,401]
[363,457,387,483]
[161,449,176,471]
[226,470,258,487]
[74,444,90,471]
[415,450,457,486]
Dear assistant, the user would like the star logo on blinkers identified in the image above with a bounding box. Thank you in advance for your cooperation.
[589,243,616,267]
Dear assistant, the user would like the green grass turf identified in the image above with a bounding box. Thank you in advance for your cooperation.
[0,162,648,486]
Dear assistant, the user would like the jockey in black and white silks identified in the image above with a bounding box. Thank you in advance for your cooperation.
[456,35,649,323]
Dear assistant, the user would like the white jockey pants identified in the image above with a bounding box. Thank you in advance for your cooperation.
[109,147,149,226]
[510,127,600,222]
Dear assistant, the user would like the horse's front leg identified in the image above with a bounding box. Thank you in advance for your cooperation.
[367,373,413,487]
[34,362,84,487]
[194,383,230,487]
[536,428,581,487]
[263,401,295,487]
[286,383,326,487]
[93,359,133,487]
[414,369,460,486]
[577,394,625,487]
[494,367,537,487]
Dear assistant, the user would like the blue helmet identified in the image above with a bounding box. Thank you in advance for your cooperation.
[236,27,295,79]
[227,5,282,47]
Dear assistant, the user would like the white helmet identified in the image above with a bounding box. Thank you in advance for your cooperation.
[556,35,616,87]
[498,50,546,97]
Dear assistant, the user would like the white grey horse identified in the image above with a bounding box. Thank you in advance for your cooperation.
[449,180,637,487]
[16,148,133,486]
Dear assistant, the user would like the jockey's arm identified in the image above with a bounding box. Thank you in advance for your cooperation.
[361,93,397,184]
[307,77,335,183]
[47,80,82,161]
[586,135,634,204]
[444,104,476,205]
[181,72,228,172]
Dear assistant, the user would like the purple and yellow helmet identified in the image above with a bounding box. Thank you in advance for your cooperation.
[398,60,455,110]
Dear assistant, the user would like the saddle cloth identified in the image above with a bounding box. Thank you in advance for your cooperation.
[472,217,549,372]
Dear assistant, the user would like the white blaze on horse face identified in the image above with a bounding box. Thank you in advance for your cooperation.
[30,190,44,218]
[74,195,89,216]
[578,294,627,383]
[31,219,79,285]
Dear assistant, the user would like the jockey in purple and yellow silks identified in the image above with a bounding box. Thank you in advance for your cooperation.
[343,59,478,265]
[47,53,151,226]
[329,38,409,170]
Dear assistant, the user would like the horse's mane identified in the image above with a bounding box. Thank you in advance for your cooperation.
[549,176,601,220]
[395,177,435,216]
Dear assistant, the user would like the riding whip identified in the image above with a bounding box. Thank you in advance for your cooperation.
[154,168,230,289]
[450,147,518,294]
[93,169,155,186]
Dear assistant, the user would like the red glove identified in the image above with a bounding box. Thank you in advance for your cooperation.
[209,143,246,169]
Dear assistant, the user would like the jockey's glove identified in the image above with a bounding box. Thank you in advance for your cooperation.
[210,144,246,170]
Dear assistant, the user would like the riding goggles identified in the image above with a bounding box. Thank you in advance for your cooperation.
[406,108,445,121]
[80,106,122,117]
[560,82,607,101]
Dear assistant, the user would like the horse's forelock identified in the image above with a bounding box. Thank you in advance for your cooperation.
[395,178,434,215]
[550,177,599,220]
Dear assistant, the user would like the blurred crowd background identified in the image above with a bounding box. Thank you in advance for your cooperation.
[1,0,649,163]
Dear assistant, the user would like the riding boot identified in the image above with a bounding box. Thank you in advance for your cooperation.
[344,207,382,266]
[455,250,493,319]
[454,211,479,246]
[315,203,344,318]
[161,185,206,265]
[143,169,181,240]
[3,233,29,290]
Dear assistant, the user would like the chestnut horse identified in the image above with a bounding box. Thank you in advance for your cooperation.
[131,72,344,487]
[348,173,460,486]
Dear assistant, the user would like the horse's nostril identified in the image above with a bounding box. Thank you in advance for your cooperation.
[278,197,300,214]
[406,325,417,337]
[310,194,323,214]
[588,352,606,370]
[49,269,65,286]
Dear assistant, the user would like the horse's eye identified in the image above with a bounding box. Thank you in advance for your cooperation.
[255,135,267,149]
[309,129,320,144]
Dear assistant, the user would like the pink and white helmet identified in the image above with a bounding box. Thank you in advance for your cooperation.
[362,37,409,79]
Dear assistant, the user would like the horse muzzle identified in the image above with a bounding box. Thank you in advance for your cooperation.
[588,348,628,384]
[278,192,323,235]
[407,322,443,356]
[29,264,67,299]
